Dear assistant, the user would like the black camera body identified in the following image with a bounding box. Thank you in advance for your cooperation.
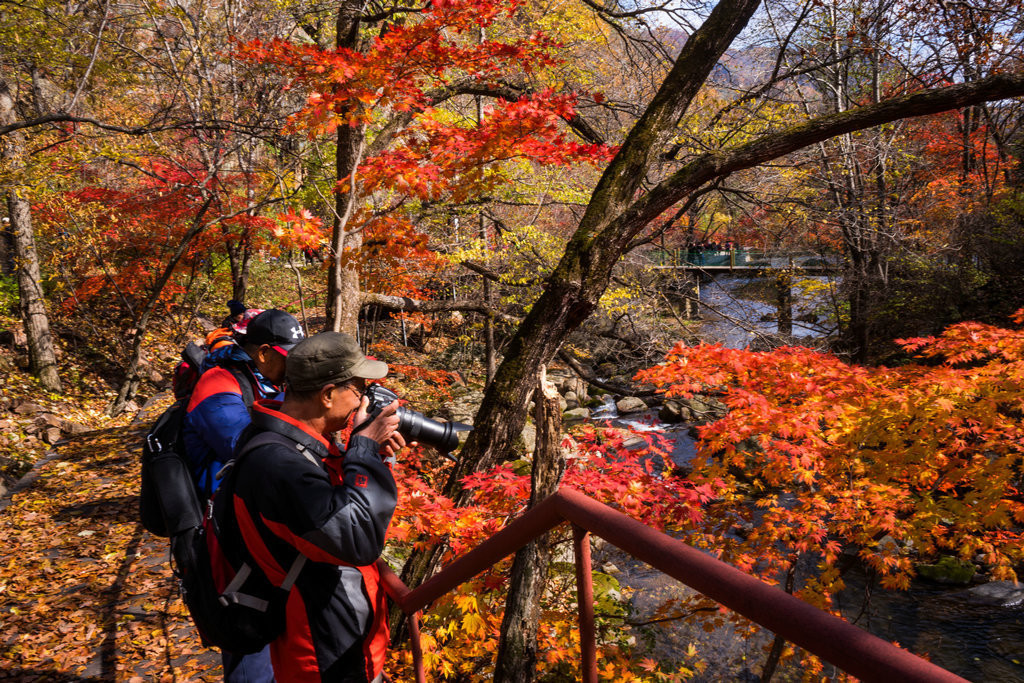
[363,383,467,454]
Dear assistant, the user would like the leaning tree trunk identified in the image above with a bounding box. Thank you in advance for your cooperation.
[109,196,214,415]
[8,190,61,392]
[494,369,566,682]
[441,0,765,506]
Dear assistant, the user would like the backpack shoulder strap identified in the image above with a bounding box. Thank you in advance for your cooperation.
[223,365,256,407]
[215,430,320,488]
[212,430,310,598]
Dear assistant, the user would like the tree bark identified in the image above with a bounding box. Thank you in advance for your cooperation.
[0,210,13,275]
[225,229,252,303]
[326,0,367,336]
[494,369,565,682]
[776,270,793,336]
[8,191,62,392]
[1,78,61,392]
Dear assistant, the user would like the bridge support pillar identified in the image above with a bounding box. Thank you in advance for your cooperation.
[682,275,701,320]
[776,270,793,335]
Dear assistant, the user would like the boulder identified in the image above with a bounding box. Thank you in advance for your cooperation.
[563,407,590,422]
[916,556,976,585]
[445,389,484,425]
[521,421,537,448]
[61,420,91,435]
[615,396,647,414]
[949,581,1024,607]
[563,391,580,410]
[558,376,589,403]
[0,327,27,347]
[683,395,727,423]
[42,427,63,444]
[34,413,64,429]
[659,400,692,424]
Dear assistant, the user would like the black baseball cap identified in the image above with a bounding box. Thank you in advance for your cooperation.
[244,309,305,355]
[286,332,387,392]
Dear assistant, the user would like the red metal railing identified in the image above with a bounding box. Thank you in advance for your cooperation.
[378,487,966,683]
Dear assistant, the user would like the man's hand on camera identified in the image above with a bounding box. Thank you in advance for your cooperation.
[381,431,414,461]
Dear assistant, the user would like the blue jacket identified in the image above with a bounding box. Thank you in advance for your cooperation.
[182,345,282,497]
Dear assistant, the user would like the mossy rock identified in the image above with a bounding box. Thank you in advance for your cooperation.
[917,556,976,585]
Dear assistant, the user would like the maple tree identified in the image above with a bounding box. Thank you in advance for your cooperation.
[633,311,1024,673]
[236,0,615,336]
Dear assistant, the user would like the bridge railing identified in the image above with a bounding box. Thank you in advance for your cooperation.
[650,249,837,269]
[378,487,966,683]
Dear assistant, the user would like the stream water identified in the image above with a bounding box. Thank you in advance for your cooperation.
[593,404,1024,681]
[584,275,1024,681]
[693,274,836,348]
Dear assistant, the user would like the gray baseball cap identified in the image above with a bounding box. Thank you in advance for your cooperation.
[286,331,388,391]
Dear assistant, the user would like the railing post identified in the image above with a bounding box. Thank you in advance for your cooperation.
[573,525,597,683]
[408,612,426,683]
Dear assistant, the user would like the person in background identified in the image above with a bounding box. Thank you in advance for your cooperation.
[207,303,260,351]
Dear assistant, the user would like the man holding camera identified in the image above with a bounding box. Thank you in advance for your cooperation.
[223,331,405,682]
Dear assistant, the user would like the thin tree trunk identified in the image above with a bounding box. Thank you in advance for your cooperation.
[109,195,214,415]
[8,190,61,392]
[1,78,61,391]
[226,232,251,303]
[760,562,797,682]
[494,368,565,682]
[326,0,367,335]
[776,269,792,336]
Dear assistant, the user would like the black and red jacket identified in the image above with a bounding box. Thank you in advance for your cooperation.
[227,399,397,681]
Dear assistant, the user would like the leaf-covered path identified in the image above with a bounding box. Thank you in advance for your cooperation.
[0,425,220,681]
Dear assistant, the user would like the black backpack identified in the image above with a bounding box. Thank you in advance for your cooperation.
[173,431,307,653]
[139,343,254,538]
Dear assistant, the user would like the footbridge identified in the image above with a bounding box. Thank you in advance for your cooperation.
[648,249,840,330]
[649,248,839,274]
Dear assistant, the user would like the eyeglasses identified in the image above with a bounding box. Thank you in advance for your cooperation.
[342,381,365,399]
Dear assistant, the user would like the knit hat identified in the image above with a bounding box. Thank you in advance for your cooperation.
[227,299,247,316]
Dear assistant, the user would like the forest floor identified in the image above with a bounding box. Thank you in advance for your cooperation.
[0,413,222,680]
[0,304,242,680]
[0,289,466,681]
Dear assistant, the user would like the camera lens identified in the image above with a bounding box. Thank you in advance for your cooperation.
[396,407,461,453]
